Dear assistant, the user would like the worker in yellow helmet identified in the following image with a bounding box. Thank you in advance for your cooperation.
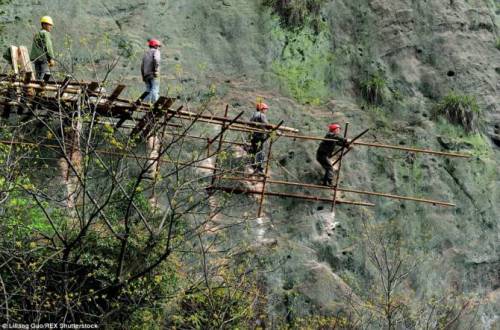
[31,16,55,80]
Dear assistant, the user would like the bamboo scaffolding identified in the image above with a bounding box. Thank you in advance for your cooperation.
[0,78,466,214]
[0,79,470,159]
[209,186,375,207]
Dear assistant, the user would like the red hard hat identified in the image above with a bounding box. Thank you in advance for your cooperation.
[148,39,161,47]
[256,103,269,111]
[329,123,341,132]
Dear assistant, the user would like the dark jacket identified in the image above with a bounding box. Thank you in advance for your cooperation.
[141,48,161,81]
[316,132,348,158]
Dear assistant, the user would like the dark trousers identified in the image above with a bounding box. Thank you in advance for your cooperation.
[249,135,266,172]
[34,60,50,80]
[316,152,336,185]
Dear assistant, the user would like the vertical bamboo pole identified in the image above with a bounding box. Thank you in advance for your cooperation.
[150,115,169,210]
[211,105,229,187]
[257,137,274,218]
[331,123,349,212]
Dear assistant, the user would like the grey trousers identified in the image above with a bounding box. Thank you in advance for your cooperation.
[34,60,50,80]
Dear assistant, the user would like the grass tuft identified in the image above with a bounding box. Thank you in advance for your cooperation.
[434,93,481,133]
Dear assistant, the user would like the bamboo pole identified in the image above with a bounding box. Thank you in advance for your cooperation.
[352,141,470,158]
[277,133,470,158]
[257,138,274,218]
[219,176,455,207]
[211,105,230,187]
[162,108,299,133]
[210,186,375,207]
[332,123,349,211]
[0,81,83,94]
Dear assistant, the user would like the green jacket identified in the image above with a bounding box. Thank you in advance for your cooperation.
[30,29,54,62]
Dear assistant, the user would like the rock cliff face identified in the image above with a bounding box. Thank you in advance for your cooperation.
[1,0,498,327]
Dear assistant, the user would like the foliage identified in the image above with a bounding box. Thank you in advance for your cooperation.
[286,314,358,329]
[0,181,180,325]
[495,38,500,51]
[337,221,479,328]
[0,77,226,325]
[168,257,261,329]
[436,119,492,158]
[271,27,333,105]
[264,0,328,32]
[116,36,136,59]
[433,92,481,133]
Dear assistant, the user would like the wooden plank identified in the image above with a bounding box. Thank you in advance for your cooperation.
[58,76,72,95]
[130,97,175,137]
[141,97,168,137]
[10,46,19,75]
[88,82,100,92]
[107,85,126,102]
[18,46,34,76]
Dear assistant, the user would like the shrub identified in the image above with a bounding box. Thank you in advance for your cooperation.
[434,93,481,133]
[264,0,327,31]
[360,72,386,105]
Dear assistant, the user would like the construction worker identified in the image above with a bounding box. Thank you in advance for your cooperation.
[316,123,349,186]
[31,16,55,80]
[248,102,270,174]
[141,38,161,103]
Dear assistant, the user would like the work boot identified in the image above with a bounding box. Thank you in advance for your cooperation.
[254,167,265,175]
[322,180,333,187]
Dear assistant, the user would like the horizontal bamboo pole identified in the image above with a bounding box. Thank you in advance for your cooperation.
[0,74,93,86]
[0,81,83,94]
[94,119,248,147]
[352,141,470,158]
[0,140,250,176]
[209,185,375,207]
[220,176,454,207]
[279,132,470,158]
[165,109,299,133]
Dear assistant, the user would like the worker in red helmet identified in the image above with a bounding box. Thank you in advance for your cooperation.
[248,102,270,174]
[316,123,349,186]
[141,38,162,103]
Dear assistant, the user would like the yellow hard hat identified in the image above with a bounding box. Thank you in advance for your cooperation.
[40,16,54,26]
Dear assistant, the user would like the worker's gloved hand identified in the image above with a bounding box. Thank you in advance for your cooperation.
[48,59,55,67]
